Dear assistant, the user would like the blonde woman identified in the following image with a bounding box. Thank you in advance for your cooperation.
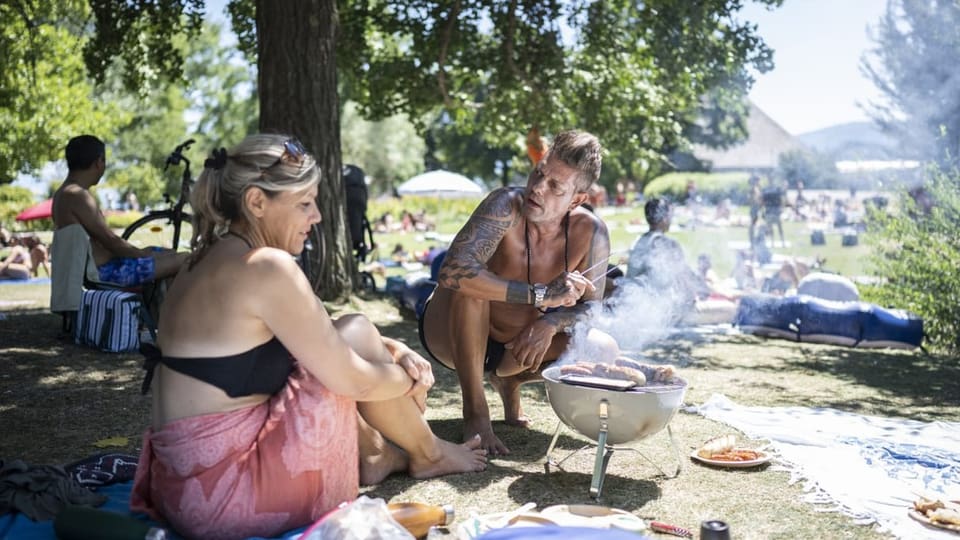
[132,133,485,540]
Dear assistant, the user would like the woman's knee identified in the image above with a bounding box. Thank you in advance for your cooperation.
[334,313,380,349]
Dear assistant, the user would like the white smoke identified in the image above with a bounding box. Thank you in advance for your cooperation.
[558,277,690,365]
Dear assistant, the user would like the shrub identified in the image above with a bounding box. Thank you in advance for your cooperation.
[0,185,37,228]
[644,172,751,205]
[105,211,145,230]
[862,165,960,354]
[368,195,484,231]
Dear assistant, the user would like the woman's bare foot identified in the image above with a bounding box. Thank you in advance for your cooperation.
[358,415,408,485]
[488,372,532,427]
[409,435,487,479]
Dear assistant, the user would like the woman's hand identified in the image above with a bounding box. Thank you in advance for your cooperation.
[390,343,434,412]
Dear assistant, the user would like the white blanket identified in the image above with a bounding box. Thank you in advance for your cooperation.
[692,394,960,540]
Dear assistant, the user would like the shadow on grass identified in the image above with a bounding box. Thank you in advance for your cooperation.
[0,310,148,464]
[656,331,960,420]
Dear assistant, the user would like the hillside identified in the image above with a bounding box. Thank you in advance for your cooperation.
[797,121,902,160]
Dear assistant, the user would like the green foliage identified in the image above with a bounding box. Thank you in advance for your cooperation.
[101,22,256,208]
[644,171,750,204]
[84,0,205,91]
[0,185,36,227]
[336,0,782,186]
[105,211,144,229]
[863,165,960,354]
[776,148,839,189]
[367,196,483,227]
[341,102,426,196]
[862,0,960,164]
[183,22,259,148]
[0,2,130,181]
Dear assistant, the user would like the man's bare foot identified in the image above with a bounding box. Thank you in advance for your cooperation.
[488,371,532,428]
[408,435,487,479]
[464,415,510,455]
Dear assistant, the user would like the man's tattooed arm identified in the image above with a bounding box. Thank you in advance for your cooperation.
[437,188,528,302]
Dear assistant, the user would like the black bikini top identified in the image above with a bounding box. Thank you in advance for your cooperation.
[141,338,295,398]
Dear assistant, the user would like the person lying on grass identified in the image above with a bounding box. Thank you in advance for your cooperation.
[132,133,486,540]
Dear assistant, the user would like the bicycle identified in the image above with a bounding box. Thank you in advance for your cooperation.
[122,139,195,250]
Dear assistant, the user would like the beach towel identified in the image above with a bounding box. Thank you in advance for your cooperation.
[132,364,359,540]
[691,394,960,539]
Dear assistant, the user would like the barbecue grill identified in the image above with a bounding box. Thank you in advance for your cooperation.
[541,364,687,499]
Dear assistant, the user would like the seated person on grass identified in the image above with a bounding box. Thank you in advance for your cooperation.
[51,135,187,287]
[0,234,32,280]
[133,134,487,540]
[625,198,707,324]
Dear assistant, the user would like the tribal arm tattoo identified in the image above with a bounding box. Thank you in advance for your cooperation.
[437,188,526,302]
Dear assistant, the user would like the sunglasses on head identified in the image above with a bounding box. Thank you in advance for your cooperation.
[262,138,307,174]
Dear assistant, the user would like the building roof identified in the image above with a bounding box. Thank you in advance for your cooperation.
[692,102,806,171]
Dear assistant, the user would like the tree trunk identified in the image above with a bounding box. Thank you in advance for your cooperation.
[256,0,355,300]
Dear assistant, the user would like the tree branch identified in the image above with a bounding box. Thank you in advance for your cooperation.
[436,0,460,109]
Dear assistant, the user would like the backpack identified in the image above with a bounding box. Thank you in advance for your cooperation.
[343,164,370,258]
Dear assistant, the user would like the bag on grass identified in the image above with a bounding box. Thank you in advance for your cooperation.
[74,290,142,353]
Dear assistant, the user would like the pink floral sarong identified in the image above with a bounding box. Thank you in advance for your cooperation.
[131,365,358,540]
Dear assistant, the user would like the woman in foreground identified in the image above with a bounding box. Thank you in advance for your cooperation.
[131,133,486,540]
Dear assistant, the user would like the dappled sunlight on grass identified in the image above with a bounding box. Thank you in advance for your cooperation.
[38,368,138,387]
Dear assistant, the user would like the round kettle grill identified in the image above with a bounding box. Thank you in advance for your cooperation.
[540,364,687,499]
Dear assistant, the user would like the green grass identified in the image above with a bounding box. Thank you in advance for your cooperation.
[368,205,872,284]
[4,289,955,540]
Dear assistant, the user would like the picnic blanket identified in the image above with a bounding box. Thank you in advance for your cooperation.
[691,394,960,539]
[0,480,309,540]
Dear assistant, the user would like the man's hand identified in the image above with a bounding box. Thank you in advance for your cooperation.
[542,270,596,308]
[505,318,558,373]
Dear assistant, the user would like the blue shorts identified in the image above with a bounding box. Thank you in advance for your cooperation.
[98,254,156,287]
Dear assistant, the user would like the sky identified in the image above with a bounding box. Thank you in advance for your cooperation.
[739,0,889,135]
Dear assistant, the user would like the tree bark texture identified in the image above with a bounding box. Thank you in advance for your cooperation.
[256,0,355,300]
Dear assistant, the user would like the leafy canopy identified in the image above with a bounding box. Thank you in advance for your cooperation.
[335,0,780,180]
[0,1,129,182]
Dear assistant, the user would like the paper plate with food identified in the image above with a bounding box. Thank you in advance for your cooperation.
[909,495,960,534]
[691,435,771,468]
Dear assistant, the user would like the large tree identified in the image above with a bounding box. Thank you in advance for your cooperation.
[862,0,960,164]
[9,0,779,299]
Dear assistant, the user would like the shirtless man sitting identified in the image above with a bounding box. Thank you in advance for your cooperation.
[419,130,620,455]
[52,135,186,286]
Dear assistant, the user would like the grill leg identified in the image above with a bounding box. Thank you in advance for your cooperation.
[589,399,610,499]
[543,420,564,473]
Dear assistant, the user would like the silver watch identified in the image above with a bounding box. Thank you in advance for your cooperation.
[532,283,547,307]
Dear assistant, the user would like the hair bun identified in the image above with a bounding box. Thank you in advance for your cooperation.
[204,147,228,170]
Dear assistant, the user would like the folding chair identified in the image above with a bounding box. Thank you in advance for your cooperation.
[49,225,157,339]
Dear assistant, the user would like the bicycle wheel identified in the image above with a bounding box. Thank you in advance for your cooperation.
[122,211,194,251]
